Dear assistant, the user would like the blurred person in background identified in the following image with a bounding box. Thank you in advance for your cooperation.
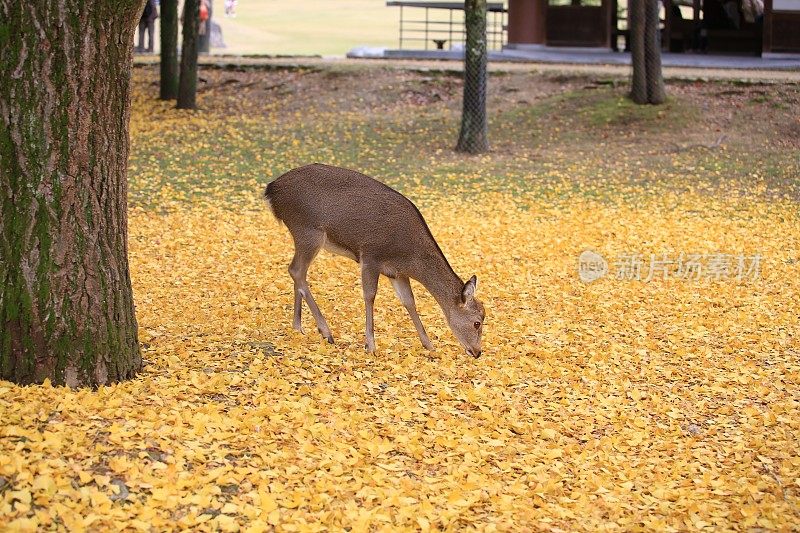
[137,0,159,53]
[225,0,238,17]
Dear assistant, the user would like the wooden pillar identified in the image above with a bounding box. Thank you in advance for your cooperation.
[763,0,773,53]
[507,0,547,46]
[602,0,613,49]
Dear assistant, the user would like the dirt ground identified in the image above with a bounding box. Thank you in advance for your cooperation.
[143,62,800,141]
[131,62,800,205]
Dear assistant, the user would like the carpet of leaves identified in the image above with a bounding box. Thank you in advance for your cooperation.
[1,66,799,532]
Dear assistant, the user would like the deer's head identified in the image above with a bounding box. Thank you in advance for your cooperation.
[447,275,485,358]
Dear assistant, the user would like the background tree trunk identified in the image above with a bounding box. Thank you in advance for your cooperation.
[630,0,666,105]
[456,0,489,154]
[160,0,179,100]
[178,0,200,110]
[644,0,666,104]
[0,0,143,386]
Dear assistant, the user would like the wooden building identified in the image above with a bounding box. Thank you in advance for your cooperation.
[506,0,800,55]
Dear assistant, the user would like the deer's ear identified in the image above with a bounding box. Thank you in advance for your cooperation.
[461,275,477,303]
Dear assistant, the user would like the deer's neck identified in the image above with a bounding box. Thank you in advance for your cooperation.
[414,251,463,314]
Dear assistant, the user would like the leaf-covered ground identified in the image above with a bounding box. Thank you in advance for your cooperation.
[1,65,799,531]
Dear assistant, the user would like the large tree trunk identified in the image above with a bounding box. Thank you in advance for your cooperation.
[630,0,666,105]
[456,0,489,154]
[178,0,199,110]
[160,0,179,100]
[0,0,143,386]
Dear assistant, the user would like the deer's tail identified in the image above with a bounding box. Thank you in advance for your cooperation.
[263,181,278,220]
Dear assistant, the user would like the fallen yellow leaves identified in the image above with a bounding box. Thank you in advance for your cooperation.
[3,64,800,531]
[1,190,799,531]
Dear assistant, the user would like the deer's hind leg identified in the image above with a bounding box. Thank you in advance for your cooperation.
[288,229,334,343]
[360,261,381,353]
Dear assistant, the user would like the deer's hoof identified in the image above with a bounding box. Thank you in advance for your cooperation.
[293,323,305,334]
[317,327,334,344]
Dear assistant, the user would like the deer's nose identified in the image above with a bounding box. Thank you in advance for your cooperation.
[468,348,481,358]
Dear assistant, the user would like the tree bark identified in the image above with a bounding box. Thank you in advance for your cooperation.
[178,0,199,110]
[160,0,179,100]
[629,0,666,105]
[456,0,489,154]
[0,0,143,386]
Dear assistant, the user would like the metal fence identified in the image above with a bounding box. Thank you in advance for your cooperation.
[387,1,507,52]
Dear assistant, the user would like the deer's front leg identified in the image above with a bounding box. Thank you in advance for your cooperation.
[360,262,380,352]
[391,276,434,350]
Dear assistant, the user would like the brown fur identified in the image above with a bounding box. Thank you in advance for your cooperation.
[265,163,485,356]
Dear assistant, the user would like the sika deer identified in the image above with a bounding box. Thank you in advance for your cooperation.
[264,164,485,357]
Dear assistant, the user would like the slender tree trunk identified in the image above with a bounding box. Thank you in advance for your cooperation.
[0,0,143,386]
[160,0,179,100]
[629,0,648,104]
[456,0,489,154]
[178,0,199,109]
[630,0,666,105]
[644,0,666,104]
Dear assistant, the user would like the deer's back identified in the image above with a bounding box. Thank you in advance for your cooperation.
[266,164,437,266]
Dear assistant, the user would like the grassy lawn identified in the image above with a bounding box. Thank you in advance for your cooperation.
[2,65,799,531]
[215,0,400,55]
[148,0,409,56]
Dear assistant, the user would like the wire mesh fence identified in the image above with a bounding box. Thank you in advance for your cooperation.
[456,0,490,154]
[629,0,666,105]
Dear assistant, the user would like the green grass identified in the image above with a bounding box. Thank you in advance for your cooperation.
[581,93,686,128]
[216,0,402,55]
[494,87,692,139]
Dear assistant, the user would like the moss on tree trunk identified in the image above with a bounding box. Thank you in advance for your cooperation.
[0,0,143,386]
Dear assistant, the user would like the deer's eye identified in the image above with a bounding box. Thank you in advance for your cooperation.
[473,321,481,330]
